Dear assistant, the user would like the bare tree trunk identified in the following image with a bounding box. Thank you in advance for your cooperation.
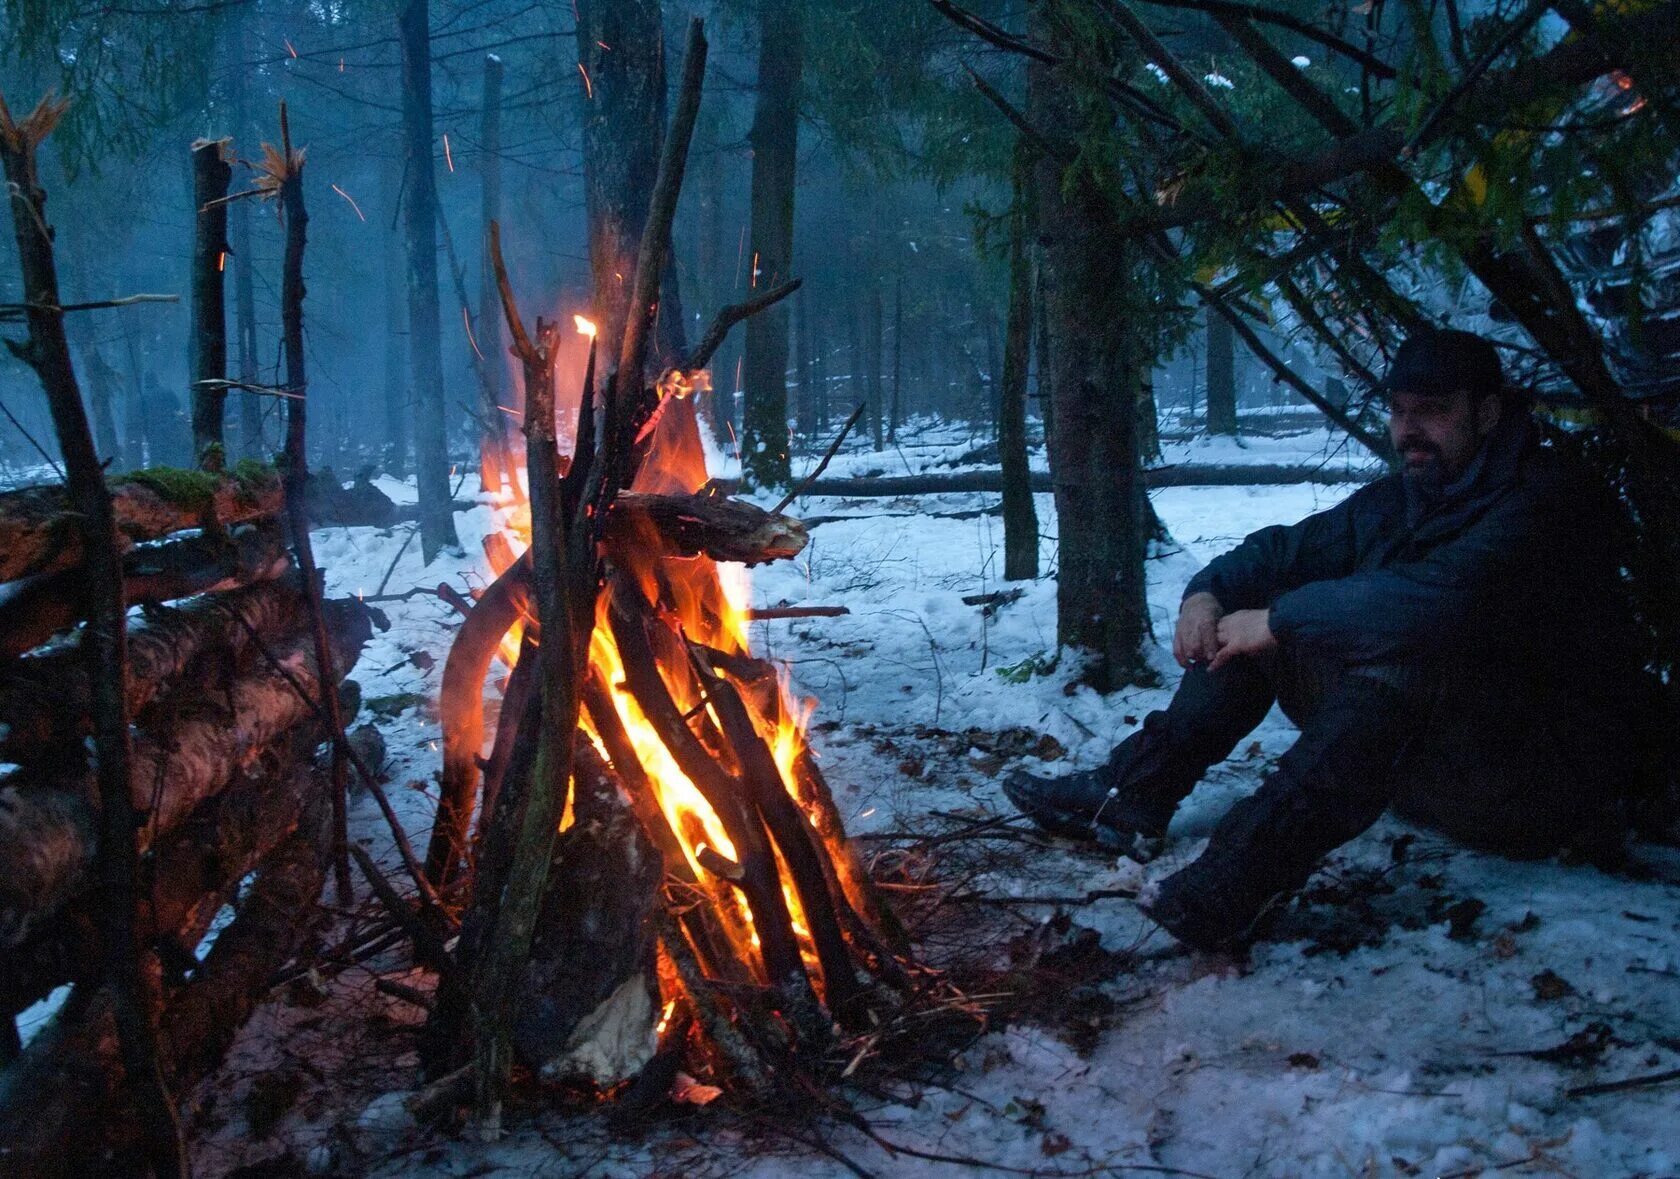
[794,282,813,439]
[867,284,884,451]
[740,0,802,487]
[1138,368,1161,464]
[398,0,461,559]
[999,138,1038,581]
[1205,304,1237,435]
[890,270,903,439]
[696,103,729,438]
[576,0,667,358]
[381,155,409,477]
[274,107,353,905]
[122,333,146,470]
[1029,28,1153,691]
[228,0,262,462]
[189,141,232,467]
[478,53,509,493]
[0,91,185,1177]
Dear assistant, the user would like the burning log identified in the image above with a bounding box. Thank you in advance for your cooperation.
[0,787,331,1178]
[0,598,372,947]
[427,491,809,883]
[0,575,312,762]
[511,746,663,1086]
[1,758,319,1017]
[0,522,294,659]
[0,467,283,585]
[611,492,807,566]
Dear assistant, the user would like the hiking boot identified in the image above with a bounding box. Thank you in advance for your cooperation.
[1138,857,1285,954]
[1002,767,1170,860]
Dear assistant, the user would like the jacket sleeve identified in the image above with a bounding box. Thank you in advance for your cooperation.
[1183,489,1366,611]
[1267,482,1562,664]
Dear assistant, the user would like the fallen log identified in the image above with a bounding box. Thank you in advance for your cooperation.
[758,462,1381,499]
[0,790,330,1178]
[0,575,312,761]
[0,598,372,948]
[0,759,318,1017]
[611,491,807,565]
[0,466,283,585]
[0,522,293,659]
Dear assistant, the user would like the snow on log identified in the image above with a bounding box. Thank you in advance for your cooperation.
[0,759,318,1017]
[0,598,372,948]
[0,522,294,659]
[0,792,330,1177]
[0,467,283,585]
[0,575,313,762]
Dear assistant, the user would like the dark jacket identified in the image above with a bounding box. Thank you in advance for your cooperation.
[1183,412,1656,850]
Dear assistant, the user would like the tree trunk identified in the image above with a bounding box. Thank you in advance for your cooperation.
[696,103,730,439]
[1033,263,1053,448]
[275,109,354,905]
[398,0,462,559]
[890,271,903,439]
[478,53,509,493]
[867,284,885,450]
[794,282,813,439]
[1138,367,1162,463]
[381,155,409,478]
[229,0,262,461]
[739,0,802,487]
[1029,35,1154,691]
[999,139,1038,582]
[122,333,146,470]
[0,96,186,1174]
[576,0,667,355]
[1205,304,1237,435]
[189,141,232,466]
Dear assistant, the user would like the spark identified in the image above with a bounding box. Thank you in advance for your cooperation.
[284,38,298,58]
[574,314,597,337]
[751,251,760,289]
[463,307,485,361]
[330,183,366,221]
[860,806,876,819]
[597,40,611,50]
[442,133,455,173]
[577,61,593,99]
[217,251,226,273]
[338,56,345,73]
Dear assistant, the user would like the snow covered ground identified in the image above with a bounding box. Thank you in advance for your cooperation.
[75,418,1676,1178]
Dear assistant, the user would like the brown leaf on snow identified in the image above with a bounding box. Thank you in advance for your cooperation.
[1531,969,1577,1002]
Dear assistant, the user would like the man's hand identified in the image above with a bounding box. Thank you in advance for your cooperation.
[1208,609,1277,671]
[1173,592,1224,668]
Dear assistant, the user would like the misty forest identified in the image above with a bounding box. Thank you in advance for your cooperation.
[1,0,1678,1174]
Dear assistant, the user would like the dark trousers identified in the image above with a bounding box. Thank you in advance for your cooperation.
[1105,649,1616,945]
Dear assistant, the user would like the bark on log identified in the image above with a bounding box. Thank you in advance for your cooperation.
[0,575,311,761]
[0,522,293,659]
[0,600,371,947]
[0,469,283,585]
[0,791,329,1178]
[511,746,663,1086]
[1,759,317,1016]
[612,491,807,565]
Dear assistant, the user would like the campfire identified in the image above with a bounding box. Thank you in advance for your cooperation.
[411,44,920,1103]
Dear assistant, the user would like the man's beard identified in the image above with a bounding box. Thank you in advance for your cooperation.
[1398,438,1446,502]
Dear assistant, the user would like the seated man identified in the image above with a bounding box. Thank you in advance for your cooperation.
[1006,329,1657,953]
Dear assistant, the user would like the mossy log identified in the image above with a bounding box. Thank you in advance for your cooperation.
[0,598,371,948]
[0,575,312,762]
[0,464,283,585]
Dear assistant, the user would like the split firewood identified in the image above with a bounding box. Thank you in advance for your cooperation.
[0,575,312,762]
[0,467,284,585]
[1,759,319,1017]
[0,599,372,948]
[0,522,294,659]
